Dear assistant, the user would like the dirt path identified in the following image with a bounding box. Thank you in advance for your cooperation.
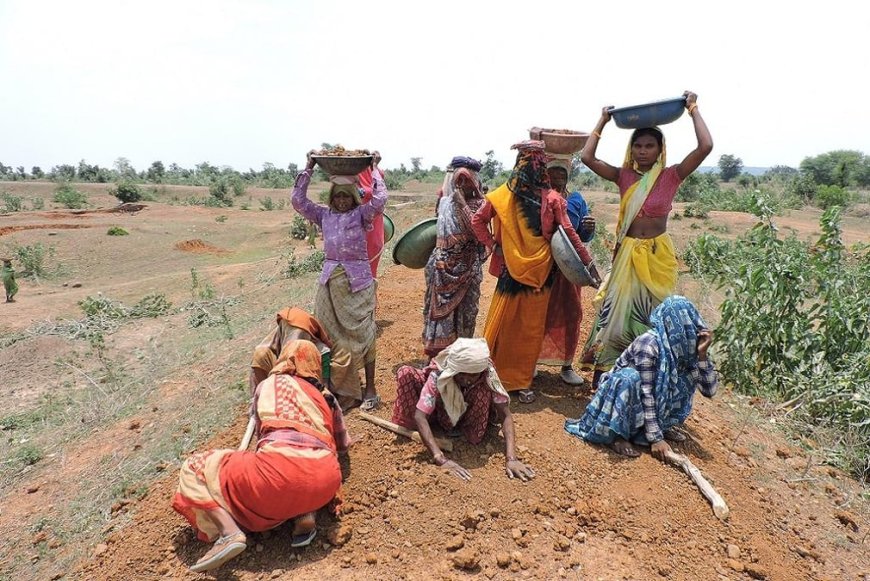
[69,264,869,581]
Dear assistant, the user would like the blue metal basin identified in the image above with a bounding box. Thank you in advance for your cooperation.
[609,96,687,129]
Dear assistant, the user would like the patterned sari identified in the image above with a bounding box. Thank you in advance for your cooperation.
[422,168,486,357]
[172,341,348,542]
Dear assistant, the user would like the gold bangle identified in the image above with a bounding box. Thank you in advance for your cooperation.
[687,103,698,115]
[592,130,602,138]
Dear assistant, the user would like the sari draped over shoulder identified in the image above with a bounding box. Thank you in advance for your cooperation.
[173,341,346,542]
[481,184,554,391]
[580,158,678,373]
[422,169,486,357]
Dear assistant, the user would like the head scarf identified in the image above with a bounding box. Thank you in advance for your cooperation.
[328,175,363,210]
[648,296,708,426]
[452,167,482,199]
[432,338,509,425]
[623,127,667,174]
[505,140,551,235]
[269,339,324,381]
[448,156,482,172]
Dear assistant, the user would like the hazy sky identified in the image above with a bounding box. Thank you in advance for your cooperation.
[1,0,867,173]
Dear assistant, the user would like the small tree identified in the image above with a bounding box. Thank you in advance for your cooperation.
[718,154,743,182]
[31,166,44,179]
[146,161,165,183]
[110,181,142,203]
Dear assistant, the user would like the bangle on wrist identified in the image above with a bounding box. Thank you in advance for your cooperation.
[592,130,602,138]
[687,103,698,115]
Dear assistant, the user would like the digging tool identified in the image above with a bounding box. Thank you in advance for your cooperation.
[239,415,256,451]
[664,450,730,520]
[359,412,453,452]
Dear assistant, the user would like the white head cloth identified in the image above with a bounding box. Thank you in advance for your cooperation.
[433,337,509,425]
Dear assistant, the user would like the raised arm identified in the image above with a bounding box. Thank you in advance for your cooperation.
[580,107,621,183]
[360,162,387,223]
[291,155,325,227]
[675,91,714,180]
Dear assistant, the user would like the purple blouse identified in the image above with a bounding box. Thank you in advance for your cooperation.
[291,169,387,292]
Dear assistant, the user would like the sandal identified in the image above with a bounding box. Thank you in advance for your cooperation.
[190,531,247,573]
[360,395,381,411]
[517,389,536,404]
[290,528,317,548]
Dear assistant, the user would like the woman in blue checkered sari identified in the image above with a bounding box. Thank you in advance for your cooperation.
[565,296,718,460]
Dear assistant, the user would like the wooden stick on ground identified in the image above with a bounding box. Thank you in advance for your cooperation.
[238,415,256,451]
[664,450,730,520]
[359,411,453,452]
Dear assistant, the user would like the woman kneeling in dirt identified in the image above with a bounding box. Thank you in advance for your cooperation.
[172,340,350,573]
[392,337,535,482]
[565,296,718,460]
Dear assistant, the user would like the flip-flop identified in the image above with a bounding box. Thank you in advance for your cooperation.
[517,389,536,404]
[360,395,381,411]
[190,532,247,573]
[290,528,317,548]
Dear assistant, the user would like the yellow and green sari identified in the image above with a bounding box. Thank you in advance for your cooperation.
[580,142,678,373]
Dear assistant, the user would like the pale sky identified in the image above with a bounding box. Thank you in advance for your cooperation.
[1,0,867,173]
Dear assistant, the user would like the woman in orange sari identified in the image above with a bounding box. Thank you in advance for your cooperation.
[471,141,600,403]
[172,340,350,573]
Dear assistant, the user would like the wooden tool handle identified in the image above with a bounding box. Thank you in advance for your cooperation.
[665,450,730,520]
[359,411,453,452]
[238,415,256,451]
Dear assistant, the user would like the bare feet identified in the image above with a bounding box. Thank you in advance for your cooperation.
[610,437,641,457]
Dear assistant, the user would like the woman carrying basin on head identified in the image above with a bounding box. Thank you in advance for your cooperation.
[292,152,387,411]
[579,91,712,387]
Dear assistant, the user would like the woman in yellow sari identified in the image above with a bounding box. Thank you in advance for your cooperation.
[579,91,713,387]
[471,141,599,403]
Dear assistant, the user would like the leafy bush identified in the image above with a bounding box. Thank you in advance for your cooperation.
[686,206,870,479]
[290,215,309,240]
[2,192,23,212]
[683,202,710,218]
[30,197,45,210]
[260,196,275,211]
[208,179,234,207]
[107,226,129,236]
[53,183,88,209]
[110,181,142,203]
[215,215,228,223]
[282,249,325,278]
[383,172,406,191]
[13,242,55,281]
[815,185,852,209]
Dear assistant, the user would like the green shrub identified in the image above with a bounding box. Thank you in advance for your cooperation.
[260,196,275,211]
[282,249,325,278]
[290,215,309,240]
[110,181,142,203]
[815,185,852,209]
[107,226,129,236]
[215,215,228,223]
[2,192,23,212]
[683,202,710,218]
[208,179,234,207]
[13,242,55,280]
[30,197,45,210]
[687,206,870,479]
[53,183,88,209]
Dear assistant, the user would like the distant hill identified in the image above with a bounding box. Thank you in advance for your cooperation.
[698,166,770,176]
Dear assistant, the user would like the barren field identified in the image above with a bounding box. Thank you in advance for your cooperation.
[1,181,868,581]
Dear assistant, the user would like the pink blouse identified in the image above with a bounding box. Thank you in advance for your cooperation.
[616,166,683,218]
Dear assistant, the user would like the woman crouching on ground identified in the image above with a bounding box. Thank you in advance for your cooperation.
[172,340,350,572]
[292,152,387,411]
[392,337,535,482]
[565,296,717,459]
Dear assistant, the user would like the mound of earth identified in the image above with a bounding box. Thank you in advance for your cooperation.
[173,239,230,254]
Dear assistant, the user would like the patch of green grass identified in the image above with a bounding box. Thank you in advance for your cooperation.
[107,226,129,236]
